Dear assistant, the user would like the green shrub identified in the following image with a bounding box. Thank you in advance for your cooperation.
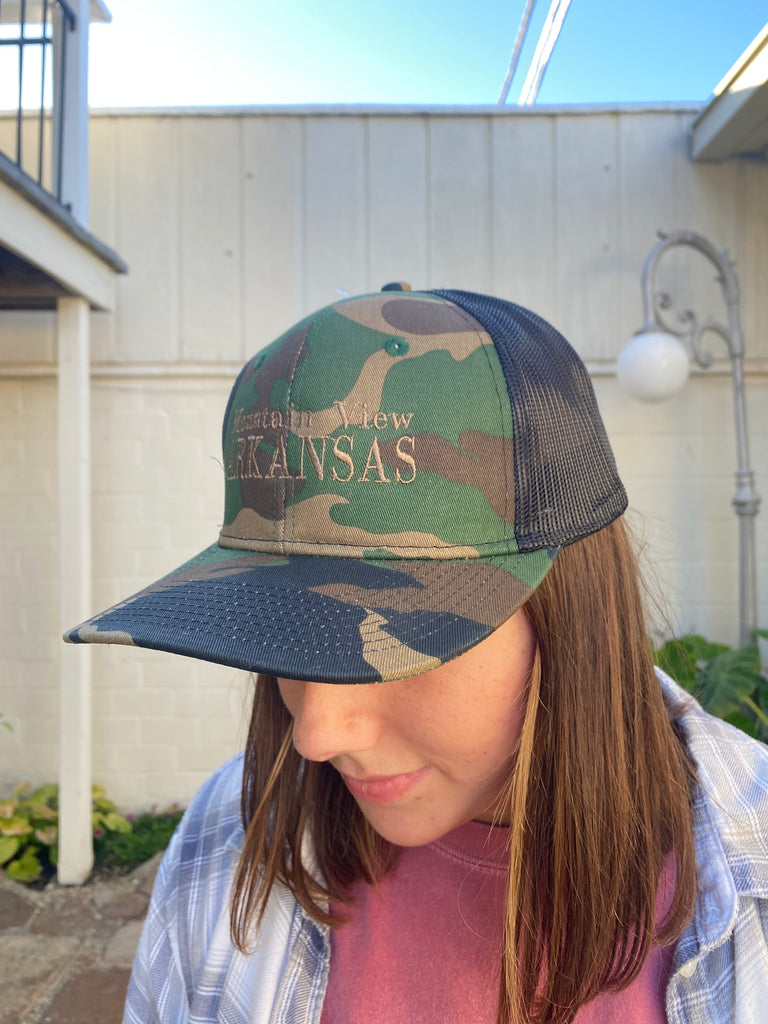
[0,782,133,884]
[93,807,184,874]
[655,630,768,742]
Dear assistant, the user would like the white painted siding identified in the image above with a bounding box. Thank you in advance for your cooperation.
[1,108,766,808]
[77,108,768,366]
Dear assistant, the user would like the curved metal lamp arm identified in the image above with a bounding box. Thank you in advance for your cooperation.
[640,230,743,361]
[639,229,760,647]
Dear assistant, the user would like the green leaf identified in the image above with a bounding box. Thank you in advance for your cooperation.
[0,835,20,866]
[28,784,58,806]
[692,637,731,662]
[0,798,17,820]
[93,796,117,814]
[654,638,699,690]
[102,811,132,834]
[34,825,58,846]
[700,645,761,719]
[6,849,42,883]
[0,816,33,837]
[28,803,57,824]
[755,669,768,708]
[654,634,730,691]
[741,695,768,733]
[722,710,759,738]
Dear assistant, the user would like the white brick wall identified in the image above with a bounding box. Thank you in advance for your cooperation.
[88,377,251,808]
[0,375,251,808]
[1,378,60,795]
[594,373,768,644]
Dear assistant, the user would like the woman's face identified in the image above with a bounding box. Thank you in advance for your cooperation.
[277,608,537,847]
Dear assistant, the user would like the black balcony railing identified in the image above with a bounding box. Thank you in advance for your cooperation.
[0,0,77,204]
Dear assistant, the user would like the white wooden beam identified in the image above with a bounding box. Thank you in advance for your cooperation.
[692,24,768,161]
[57,295,93,885]
[0,178,118,309]
[0,1,111,25]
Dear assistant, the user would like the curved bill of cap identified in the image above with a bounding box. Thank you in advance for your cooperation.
[64,542,557,684]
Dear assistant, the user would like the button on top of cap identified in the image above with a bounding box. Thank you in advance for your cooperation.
[381,281,412,292]
[384,337,410,357]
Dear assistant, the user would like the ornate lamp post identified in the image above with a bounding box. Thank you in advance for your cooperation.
[617,230,761,648]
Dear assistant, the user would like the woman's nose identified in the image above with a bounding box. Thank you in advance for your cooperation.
[286,680,380,763]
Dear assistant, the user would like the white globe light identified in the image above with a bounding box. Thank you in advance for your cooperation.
[617,329,690,403]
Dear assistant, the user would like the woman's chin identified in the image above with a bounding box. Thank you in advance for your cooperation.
[355,801,467,848]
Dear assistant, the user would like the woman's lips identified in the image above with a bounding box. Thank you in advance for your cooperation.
[340,766,430,804]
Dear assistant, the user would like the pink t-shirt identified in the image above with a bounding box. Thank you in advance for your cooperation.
[320,821,674,1024]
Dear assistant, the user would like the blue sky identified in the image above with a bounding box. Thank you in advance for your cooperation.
[88,1,767,108]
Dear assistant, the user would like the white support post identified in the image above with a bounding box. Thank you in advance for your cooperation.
[57,295,93,885]
[52,0,91,225]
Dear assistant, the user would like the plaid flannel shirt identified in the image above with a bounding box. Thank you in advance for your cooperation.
[124,672,768,1023]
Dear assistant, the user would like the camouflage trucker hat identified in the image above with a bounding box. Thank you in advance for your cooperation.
[65,286,627,683]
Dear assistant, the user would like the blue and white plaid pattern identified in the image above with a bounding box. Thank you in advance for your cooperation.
[124,673,768,1023]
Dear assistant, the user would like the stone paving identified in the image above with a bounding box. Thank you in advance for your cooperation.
[0,854,161,1024]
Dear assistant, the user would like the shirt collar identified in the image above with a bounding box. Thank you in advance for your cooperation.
[658,668,768,956]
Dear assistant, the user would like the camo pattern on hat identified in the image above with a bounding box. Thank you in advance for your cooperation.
[65,288,627,683]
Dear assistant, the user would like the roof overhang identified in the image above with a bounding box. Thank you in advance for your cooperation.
[0,153,126,311]
[692,22,768,161]
[0,1,111,24]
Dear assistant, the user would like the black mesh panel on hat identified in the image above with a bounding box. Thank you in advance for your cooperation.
[430,290,628,551]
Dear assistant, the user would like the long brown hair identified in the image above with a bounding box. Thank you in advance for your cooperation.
[231,516,697,1023]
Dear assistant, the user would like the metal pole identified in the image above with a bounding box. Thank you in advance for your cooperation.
[38,0,50,187]
[498,0,537,105]
[518,0,572,106]
[17,0,27,168]
[639,229,760,647]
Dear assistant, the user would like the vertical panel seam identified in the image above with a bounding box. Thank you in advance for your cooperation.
[107,117,118,362]
[487,116,495,294]
[300,116,308,318]
[174,117,183,362]
[552,115,559,319]
[114,117,123,362]
[363,116,371,288]
[618,112,622,364]
[425,116,432,287]
[237,117,246,363]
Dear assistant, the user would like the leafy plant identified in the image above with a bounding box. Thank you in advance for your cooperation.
[655,630,768,742]
[93,807,184,875]
[0,711,12,733]
[0,781,132,884]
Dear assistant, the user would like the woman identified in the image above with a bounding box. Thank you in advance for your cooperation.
[66,285,768,1023]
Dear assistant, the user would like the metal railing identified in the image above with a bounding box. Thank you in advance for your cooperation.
[0,0,77,203]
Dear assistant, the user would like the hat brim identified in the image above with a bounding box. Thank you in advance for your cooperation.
[64,543,558,683]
